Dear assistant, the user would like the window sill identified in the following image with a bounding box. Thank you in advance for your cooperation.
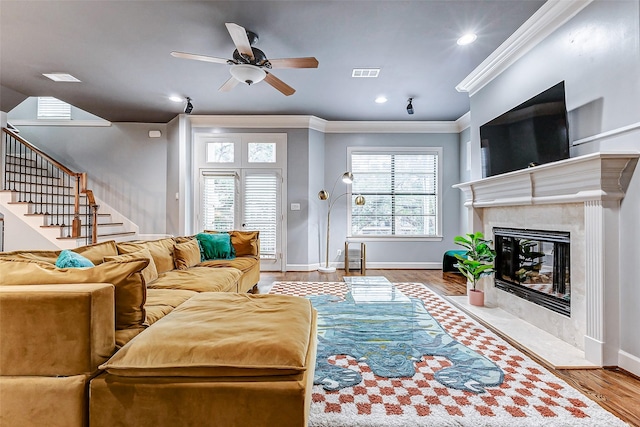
[9,119,112,127]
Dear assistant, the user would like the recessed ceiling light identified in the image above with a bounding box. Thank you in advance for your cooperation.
[169,95,183,103]
[42,73,81,82]
[457,33,477,46]
[375,96,388,104]
[352,68,380,78]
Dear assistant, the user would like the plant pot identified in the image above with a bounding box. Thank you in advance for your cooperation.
[469,289,484,307]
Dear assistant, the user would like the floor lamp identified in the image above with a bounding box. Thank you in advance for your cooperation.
[318,171,365,273]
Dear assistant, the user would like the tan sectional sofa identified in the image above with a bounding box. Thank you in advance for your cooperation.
[0,232,317,427]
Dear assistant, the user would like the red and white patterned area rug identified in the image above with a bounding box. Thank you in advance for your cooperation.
[270,282,627,427]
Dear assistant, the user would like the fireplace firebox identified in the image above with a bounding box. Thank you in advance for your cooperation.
[493,227,570,316]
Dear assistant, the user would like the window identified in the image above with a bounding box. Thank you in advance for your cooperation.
[247,142,276,163]
[200,173,236,231]
[349,148,441,237]
[37,97,71,119]
[206,142,234,163]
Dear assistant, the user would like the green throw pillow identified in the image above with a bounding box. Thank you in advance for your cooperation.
[55,249,95,268]
[196,233,236,260]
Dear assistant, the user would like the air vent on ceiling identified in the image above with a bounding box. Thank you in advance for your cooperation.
[352,68,380,78]
[43,73,81,82]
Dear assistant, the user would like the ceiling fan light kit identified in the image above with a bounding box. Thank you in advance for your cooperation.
[171,22,318,96]
[230,64,266,85]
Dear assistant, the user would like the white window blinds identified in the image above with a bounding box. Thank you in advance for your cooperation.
[244,172,279,259]
[37,97,71,119]
[201,174,236,231]
[350,151,439,236]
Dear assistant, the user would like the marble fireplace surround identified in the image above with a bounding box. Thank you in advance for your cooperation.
[454,152,639,366]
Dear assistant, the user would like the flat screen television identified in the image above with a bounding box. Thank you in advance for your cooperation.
[480,81,570,178]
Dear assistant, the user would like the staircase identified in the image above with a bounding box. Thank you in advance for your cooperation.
[1,127,138,250]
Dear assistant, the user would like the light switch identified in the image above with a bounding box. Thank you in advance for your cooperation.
[290,203,301,211]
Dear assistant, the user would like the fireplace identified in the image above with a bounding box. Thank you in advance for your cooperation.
[494,227,570,317]
[454,153,638,366]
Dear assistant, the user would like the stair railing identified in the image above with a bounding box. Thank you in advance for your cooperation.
[2,127,99,245]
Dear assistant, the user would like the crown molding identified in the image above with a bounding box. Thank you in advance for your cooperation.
[187,115,464,134]
[8,113,471,134]
[456,0,594,96]
[324,120,458,133]
[455,112,471,132]
[188,115,327,132]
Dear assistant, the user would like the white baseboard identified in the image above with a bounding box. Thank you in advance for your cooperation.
[285,262,443,272]
[366,261,442,270]
[618,350,640,377]
[584,335,604,366]
[286,263,320,272]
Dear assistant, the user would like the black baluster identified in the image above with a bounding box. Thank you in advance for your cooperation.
[29,148,34,203]
[44,160,50,220]
[37,154,43,214]
[53,166,58,226]
[2,133,7,191]
[18,141,23,201]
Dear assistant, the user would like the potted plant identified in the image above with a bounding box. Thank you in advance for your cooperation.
[453,232,496,306]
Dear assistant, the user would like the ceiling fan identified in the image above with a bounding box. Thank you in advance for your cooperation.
[171,23,318,96]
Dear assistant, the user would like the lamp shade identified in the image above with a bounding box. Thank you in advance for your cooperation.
[355,195,365,206]
[318,190,329,200]
[230,64,267,85]
[342,172,354,184]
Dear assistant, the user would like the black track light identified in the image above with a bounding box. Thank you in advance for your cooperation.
[406,98,414,115]
[185,97,194,114]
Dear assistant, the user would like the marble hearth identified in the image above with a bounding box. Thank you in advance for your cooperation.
[454,152,638,366]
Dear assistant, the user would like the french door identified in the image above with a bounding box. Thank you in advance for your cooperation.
[199,169,282,271]
[195,133,286,271]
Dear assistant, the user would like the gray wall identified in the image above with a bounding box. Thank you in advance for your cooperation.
[165,115,181,236]
[324,132,460,266]
[8,123,168,234]
[469,0,640,178]
[176,123,461,268]
[307,129,326,266]
[467,0,640,368]
[283,128,317,268]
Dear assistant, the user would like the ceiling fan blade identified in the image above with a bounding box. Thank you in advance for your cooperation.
[219,76,240,92]
[171,51,229,64]
[269,57,319,69]
[264,72,295,96]
[225,23,254,61]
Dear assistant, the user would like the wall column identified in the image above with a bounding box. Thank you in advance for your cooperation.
[583,199,620,366]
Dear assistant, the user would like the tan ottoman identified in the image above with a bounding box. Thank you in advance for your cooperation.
[90,292,317,427]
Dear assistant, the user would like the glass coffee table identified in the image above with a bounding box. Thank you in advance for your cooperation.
[343,276,412,305]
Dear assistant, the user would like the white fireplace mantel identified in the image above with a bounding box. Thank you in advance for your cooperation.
[453,152,639,208]
[453,151,639,367]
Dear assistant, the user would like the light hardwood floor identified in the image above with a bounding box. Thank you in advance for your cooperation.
[258,269,640,427]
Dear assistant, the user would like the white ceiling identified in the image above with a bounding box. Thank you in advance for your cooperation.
[0,0,545,123]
